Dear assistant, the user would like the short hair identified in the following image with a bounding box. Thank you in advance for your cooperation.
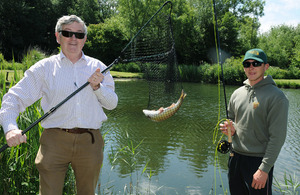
[55,15,87,35]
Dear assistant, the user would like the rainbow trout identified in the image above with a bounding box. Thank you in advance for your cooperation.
[142,90,187,122]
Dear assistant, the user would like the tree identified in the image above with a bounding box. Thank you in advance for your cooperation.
[290,24,300,69]
[258,25,296,68]
[84,17,128,64]
[0,0,58,61]
[68,0,102,25]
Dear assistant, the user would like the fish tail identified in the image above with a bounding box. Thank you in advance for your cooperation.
[180,89,187,99]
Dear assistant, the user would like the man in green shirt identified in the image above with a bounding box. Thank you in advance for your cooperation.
[220,48,289,194]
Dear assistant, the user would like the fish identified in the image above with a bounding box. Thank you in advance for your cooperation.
[142,89,187,122]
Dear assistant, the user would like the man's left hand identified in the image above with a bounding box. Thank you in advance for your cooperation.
[251,169,268,190]
[88,68,104,90]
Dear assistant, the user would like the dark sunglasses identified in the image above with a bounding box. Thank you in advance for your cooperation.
[243,61,263,68]
[59,30,85,39]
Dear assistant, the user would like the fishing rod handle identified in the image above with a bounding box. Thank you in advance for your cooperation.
[226,119,234,157]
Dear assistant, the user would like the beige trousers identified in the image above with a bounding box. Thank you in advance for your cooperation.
[35,128,104,195]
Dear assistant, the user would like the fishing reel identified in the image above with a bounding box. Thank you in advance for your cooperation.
[217,140,230,154]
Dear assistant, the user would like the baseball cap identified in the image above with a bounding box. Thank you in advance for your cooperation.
[243,48,267,63]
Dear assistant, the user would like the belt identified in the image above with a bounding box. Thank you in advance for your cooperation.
[60,128,95,144]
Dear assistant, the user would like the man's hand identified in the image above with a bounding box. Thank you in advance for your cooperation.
[5,129,27,147]
[88,68,104,91]
[252,169,268,189]
[219,120,235,136]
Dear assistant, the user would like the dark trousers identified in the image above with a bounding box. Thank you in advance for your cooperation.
[228,152,273,195]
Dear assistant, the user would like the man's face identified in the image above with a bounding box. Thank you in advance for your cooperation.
[55,22,86,58]
[243,59,269,86]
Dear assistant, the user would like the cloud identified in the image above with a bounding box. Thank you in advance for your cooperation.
[259,0,300,33]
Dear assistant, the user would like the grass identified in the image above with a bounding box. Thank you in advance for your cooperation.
[110,70,143,79]
[274,79,300,89]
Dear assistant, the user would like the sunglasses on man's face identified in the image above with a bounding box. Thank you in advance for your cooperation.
[243,61,263,68]
[59,30,85,39]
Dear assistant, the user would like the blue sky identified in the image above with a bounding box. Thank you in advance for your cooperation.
[259,0,300,33]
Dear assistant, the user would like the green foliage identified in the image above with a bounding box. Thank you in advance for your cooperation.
[273,173,300,194]
[239,16,260,52]
[290,24,300,68]
[222,57,246,85]
[258,25,297,68]
[22,48,47,72]
[0,53,4,63]
[0,102,42,194]
[0,85,82,194]
[0,71,5,88]
[0,0,299,72]
[275,79,300,89]
[67,0,102,24]
[84,17,129,64]
[219,12,240,56]
[0,54,23,71]
[180,64,204,82]
[0,0,57,61]
[112,63,141,73]
[266,66,288,79]
[172,0,207,64]
[180,56,298,86]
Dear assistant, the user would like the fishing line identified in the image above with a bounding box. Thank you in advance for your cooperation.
[211,0,231,194]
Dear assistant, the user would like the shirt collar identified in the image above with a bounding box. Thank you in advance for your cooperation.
[59,51,88,63]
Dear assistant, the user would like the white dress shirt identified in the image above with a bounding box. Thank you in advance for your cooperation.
[0,52,118,134]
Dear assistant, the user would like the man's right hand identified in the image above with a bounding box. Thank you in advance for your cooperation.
[5,129,27,147]
[219,120,236,136]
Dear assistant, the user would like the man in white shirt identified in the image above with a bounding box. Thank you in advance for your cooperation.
[0,15,118,194]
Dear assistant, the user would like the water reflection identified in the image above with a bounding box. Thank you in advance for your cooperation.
[99,80,299,194]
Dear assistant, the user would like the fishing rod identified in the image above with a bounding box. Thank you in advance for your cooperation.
[0,1,173,153]
[211,0,233,156]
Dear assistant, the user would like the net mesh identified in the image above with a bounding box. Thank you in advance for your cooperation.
[119,1,182,110]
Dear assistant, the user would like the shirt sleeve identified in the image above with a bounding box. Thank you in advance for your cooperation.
[0,64,44,134]
[93,71,118,110]
[259,97,289,173]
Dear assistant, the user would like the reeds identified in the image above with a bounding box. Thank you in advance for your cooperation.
[273,173,300,195]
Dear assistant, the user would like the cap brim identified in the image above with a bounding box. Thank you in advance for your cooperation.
[243,57,264,63]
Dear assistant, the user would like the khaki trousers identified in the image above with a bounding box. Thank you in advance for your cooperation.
[35,128,104,195]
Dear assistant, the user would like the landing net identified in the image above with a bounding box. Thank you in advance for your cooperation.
[119,1,182,110]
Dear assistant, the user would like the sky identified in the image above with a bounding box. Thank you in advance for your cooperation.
[258,0,300,33]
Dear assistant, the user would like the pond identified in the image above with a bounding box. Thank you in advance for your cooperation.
[98,80,300,195]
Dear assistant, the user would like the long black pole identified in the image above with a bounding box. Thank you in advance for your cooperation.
[0,59,118,153]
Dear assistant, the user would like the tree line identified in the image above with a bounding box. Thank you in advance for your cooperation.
[0,0,299,70]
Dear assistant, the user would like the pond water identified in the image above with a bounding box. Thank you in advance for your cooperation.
[98,80,300,195]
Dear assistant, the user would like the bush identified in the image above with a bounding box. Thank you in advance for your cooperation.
[222,57,246,85]
[179,64,203,82]
[266,66,288,79]
[22,48,46,72]
[84,17,129,65]
[112,62,141,73]
[0,53,5,63]
[287,65,300,79]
